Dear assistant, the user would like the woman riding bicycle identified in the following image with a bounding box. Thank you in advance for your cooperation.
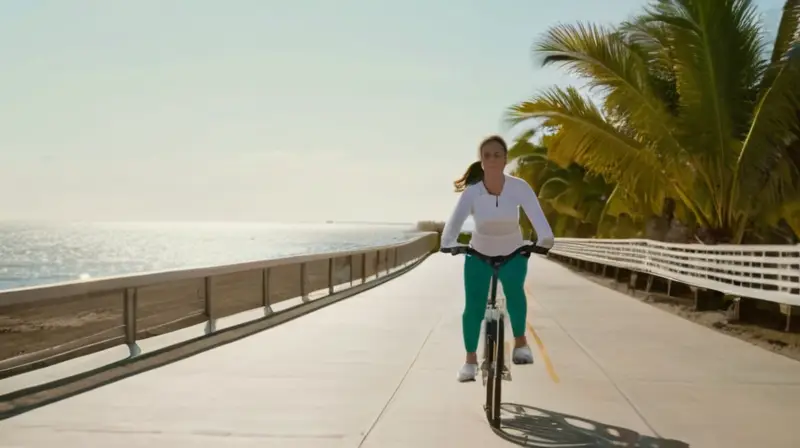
[440,134,555,382]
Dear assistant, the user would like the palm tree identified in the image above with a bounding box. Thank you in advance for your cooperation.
[505,0,800,243]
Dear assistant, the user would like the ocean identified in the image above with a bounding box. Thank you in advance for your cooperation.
[0,221,425,291]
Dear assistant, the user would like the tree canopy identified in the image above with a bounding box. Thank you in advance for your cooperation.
[507,0,800,244]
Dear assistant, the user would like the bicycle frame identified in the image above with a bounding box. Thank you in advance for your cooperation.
[441,243,549,429]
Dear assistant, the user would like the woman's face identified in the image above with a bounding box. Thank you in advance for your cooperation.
[480,140,507,174]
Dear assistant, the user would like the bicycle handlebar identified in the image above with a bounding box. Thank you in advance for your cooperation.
[440,243,550,263]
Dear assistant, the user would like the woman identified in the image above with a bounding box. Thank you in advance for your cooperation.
[440,134,555,382]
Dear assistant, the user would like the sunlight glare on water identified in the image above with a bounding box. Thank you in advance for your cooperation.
[0,221,422,291]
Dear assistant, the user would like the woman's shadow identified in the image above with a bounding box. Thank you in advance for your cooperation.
[494,403,690,447]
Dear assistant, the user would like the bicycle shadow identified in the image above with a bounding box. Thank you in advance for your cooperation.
[493,403,690,447]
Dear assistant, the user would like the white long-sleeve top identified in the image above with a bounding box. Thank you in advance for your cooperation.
[441,174,555,257]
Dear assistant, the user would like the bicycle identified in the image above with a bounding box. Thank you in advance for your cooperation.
[441,242,550,428]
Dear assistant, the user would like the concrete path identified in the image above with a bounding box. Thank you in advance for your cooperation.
[2,255,800,447]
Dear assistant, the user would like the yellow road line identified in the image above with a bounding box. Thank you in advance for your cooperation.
[524,286,560,383]
[527,322,560,383]
[499,290,559,383]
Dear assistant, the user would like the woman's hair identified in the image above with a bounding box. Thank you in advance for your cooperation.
[453,135,508,192]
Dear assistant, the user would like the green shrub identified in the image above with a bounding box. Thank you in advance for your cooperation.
[415,220,445,232]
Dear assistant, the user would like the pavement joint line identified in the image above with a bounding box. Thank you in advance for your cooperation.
[525,284,662,438]
[356,313,444,448]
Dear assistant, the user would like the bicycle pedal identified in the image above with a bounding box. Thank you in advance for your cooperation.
[501,365,512,381]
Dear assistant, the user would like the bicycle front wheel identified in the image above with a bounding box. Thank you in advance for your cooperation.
[483,319,496,422]
[491,317,505,429]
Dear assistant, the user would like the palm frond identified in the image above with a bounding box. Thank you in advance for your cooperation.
[506,86,671,216]
[782,198,800,238]
[733,52,800,221]
[758,0,800,92]
[660,0,765,137]
[507,139,546,162]
[768,0,800,65]
[538,177,569,201]
[533,21,685,158]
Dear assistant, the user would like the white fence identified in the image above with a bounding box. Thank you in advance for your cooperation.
[550,238,800,307]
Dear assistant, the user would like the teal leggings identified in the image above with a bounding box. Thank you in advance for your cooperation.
[462,253,528,353]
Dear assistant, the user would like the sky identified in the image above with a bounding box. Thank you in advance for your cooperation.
[0,0,786,223]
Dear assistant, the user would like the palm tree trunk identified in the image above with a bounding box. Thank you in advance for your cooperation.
[644,198,677,241]
[695,227,736,245]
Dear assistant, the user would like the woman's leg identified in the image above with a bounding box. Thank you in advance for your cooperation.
[498,254,534,364]
[462,254,492,363]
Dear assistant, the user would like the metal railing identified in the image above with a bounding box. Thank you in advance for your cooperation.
[0,232,438,378]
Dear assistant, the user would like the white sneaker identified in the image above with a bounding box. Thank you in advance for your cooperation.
[457,363,478,382]
[512,345,534,365]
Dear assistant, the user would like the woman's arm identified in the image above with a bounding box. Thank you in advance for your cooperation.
[513,177,555,248]
[440,187,474,248]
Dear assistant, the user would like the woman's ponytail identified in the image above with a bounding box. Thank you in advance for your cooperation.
[453,161,484,192]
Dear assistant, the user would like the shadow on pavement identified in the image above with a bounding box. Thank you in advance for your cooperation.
[494,403,690,447]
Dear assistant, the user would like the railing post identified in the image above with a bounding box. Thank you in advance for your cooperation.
[328,258,335,295]
[300,262,309,302]
[204,276,216,334]
[361,252,367,284]
[262,267,273,316]
[349,254,355,287]
[375,251,380,279]
[123,287,141,358]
